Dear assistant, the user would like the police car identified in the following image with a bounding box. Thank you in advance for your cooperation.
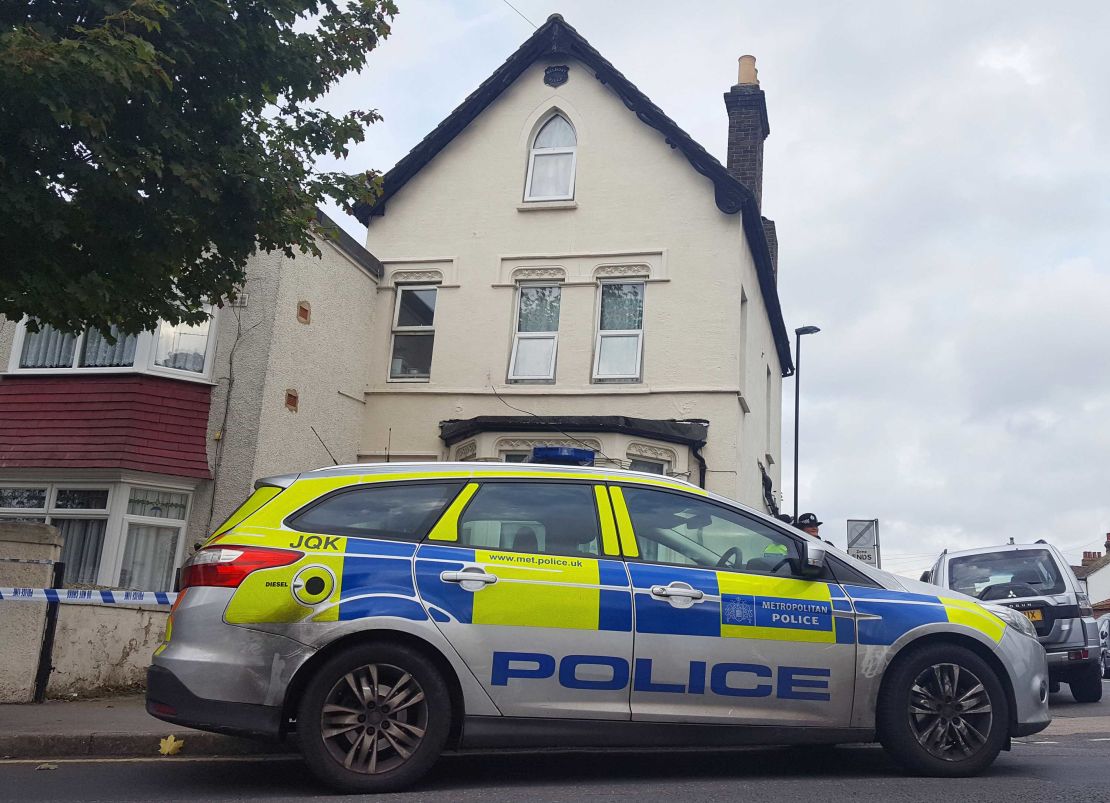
[147,463,1050,792]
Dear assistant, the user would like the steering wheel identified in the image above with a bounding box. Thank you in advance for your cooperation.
[716,546,743,569]
[978,582,1039,601]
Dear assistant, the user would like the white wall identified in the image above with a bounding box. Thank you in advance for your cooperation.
[362,58,783,506]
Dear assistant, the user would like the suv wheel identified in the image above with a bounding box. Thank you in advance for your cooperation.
[1070,664,1103,703]
[877,643,1009,777]
[1102,652,1110,680]
[297,642,451,793]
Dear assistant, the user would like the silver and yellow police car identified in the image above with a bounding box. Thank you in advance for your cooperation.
[147,463,1050,792]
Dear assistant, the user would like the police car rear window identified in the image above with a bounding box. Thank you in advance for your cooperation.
[287,482,463,541]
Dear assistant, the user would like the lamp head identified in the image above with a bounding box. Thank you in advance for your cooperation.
[795,325,821,336]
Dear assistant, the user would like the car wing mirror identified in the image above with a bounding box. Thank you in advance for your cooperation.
[800,539,826,577]
[919,570,932,584]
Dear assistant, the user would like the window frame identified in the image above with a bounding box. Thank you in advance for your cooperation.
[284,480,466,542]
[523,114,578,203]
[449,479,608,559]
[7,311,219,382]
[612,484,821,581]
[0,480,193,590]
[592,280,645,382]
[388,284,438,382]
[507,282,561,381]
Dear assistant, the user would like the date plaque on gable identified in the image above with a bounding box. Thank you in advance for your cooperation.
[544,65,569,87]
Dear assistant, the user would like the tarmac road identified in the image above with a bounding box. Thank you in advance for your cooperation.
[3,684,1108,802]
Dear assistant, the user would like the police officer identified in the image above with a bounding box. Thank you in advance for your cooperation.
[795,512,822,538]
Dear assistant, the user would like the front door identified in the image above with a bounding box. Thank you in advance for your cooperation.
[414,480,633,719]
[611,485,856,726]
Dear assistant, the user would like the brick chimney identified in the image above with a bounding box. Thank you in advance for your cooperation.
[724,56,778,278]
[1082,551,1101,567]
[724,55,770,208]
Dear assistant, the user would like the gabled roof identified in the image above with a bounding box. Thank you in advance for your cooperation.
[354,14,793,375]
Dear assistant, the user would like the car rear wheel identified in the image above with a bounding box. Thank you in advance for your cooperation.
[1102,653,1110,680]
[297,642,451,793]
[877,643,1008,777]
[1070,664,1103,703]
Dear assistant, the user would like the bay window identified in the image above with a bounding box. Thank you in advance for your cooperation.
[0,482,191,590]
[593,281,645,381]
[11,311,216,380]
[509,284,561,381]
[390,285,437,380]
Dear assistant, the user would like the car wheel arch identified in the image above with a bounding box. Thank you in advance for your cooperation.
[875,632,1018,732]
[281,629,468,748]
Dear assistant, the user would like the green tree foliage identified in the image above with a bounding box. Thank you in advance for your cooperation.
[0,0,396,334]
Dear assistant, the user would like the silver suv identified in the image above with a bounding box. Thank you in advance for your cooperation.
[925,542,1102,702]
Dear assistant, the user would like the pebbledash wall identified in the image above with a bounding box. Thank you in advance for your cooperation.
[358,35,789,505]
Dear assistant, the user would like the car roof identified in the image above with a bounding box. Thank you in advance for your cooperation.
[305,461,703,486]
[944,543,1064,561]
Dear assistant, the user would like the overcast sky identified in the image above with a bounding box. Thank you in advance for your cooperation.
[314,1,1110,580]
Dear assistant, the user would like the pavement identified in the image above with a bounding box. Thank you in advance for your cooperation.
[0,695,291,759]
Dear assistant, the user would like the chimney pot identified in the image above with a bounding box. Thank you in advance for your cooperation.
[737,55,759,86]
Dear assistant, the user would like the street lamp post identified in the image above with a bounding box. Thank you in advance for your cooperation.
[793,325,821,523]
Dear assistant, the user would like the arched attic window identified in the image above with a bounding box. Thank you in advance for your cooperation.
[524,113,577,202]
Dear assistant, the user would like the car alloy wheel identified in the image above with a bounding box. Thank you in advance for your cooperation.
[907,662,993,761]
[319,662,429,774]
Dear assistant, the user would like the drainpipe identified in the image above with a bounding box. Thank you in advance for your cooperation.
[691,442,708,489]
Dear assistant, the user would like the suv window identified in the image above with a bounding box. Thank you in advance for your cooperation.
[620,486,799,575]
[947,548,1067,600]
[457,483,600,557]
[288,482,463,541]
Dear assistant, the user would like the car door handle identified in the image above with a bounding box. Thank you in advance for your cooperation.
[440,569,498,586]
[650,583,704,600]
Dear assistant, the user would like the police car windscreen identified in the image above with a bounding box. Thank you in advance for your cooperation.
[947,549,1065,600]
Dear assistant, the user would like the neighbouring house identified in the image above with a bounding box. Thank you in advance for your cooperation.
[0,212,381,592]
[354,14,794,508]
[1073,534,1110,616]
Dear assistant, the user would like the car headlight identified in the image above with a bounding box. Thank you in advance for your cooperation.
[984,603,1038,639]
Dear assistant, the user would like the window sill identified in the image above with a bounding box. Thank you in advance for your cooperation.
[517,201,577,212]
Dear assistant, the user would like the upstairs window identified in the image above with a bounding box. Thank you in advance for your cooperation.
[12,311,216,380]
[524,114,576,201]
[508,284,561,381]
[593,281,644,381]
[389,285,437,380]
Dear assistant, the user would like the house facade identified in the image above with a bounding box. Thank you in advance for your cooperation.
[1074,535,1110,615]
[355,15,793,506]
[0,214,380,590]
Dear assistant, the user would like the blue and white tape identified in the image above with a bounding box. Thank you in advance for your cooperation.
[0,588,177,605]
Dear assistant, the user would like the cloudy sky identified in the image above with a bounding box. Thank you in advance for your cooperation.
[314,1,1110,580]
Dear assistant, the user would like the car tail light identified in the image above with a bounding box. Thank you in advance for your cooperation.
[181,545,302,589]
[1068,649,1090,661]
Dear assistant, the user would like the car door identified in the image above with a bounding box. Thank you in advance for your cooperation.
[611,484,856,726]
[414,480,633,719]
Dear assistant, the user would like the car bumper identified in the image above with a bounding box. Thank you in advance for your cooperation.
[146,587,316,738]
[999,629,1052,736]
[146,664,284,739]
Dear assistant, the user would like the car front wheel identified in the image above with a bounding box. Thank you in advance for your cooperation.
[877,642,1009,777]
[297,642,452,793]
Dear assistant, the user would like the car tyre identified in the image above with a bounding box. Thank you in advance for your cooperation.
[297,642,451,794]
[1102,653,1110,681]
[877,642,1009,777]
[1069,664,1103,703]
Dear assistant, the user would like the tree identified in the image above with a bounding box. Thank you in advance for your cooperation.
[0,0,396,335]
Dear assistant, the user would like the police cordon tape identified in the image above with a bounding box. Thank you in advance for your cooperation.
[0,587,176,605]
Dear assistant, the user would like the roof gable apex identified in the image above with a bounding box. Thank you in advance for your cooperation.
[354,14,794,375]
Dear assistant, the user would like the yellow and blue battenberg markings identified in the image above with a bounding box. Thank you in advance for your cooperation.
[842,585,1005,645]
[414,544,632,632]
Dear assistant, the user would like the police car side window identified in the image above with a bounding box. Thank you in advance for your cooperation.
[620,487,800,576]
[287,482,463,541]
[457,482,601,557]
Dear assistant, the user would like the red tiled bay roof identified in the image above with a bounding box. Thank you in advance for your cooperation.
[0,375,212,478]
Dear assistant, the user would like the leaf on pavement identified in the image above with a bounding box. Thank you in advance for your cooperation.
[159,734,184,756]
[35,763,58,771]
